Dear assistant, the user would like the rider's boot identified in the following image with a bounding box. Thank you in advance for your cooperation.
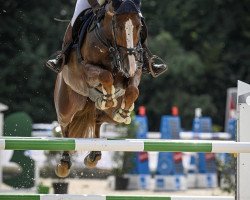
[46,23,73,73]
[141,18,168,77]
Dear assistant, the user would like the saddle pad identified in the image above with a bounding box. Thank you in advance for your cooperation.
[72,7,105,63]
[72,9,94,42]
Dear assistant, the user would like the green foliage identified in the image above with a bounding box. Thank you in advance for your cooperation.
[1,0,250,130]
[217,154,236,193]
[3,112,35,188]
[0,1,74,122]
[139,31,214,128]
[139,0,250,130]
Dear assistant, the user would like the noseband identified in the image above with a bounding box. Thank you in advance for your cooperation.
[94,2,143,78]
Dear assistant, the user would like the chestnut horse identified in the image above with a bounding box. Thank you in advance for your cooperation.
[54,0,143,177]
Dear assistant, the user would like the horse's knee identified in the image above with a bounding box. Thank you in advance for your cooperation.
[125,85,139,101]
[98,71,113,86]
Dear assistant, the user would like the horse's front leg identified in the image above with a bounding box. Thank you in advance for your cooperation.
[113,69,142,124]
[84,63,117,110]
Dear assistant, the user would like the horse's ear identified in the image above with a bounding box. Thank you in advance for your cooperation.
[133,0,141,7]
[107,10,115,17]
[112,0,123,11]
[106,2,115,16]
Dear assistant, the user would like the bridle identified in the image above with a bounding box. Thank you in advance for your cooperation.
[94,1,143,78]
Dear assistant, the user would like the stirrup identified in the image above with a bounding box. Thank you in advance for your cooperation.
[148,55,168,78]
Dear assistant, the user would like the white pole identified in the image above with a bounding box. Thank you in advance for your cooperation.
[0,103,8,189]
[237,81,250,200]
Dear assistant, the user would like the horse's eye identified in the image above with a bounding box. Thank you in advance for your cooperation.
[134,22,141,29]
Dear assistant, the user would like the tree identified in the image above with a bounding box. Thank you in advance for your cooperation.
[0,0,249,131]
[140,0,250,130]
[0,0,74,122]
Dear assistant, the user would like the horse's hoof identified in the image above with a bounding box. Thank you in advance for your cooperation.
[121,102,134,112]
[113,105,133,124]
[95,85,117,110]
[128,103,135,112]
[97,98,108,110]
[55,162,71,178]
[96,95,118,110]
[103,98,118,109]
[124,117,132,124]
[113,111,126,123]
[112,99,118,107]
[84,152,102,169]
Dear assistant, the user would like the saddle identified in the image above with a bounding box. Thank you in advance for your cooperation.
[65,7,106,65]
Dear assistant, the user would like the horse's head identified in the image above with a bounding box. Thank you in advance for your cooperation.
[104,0,143,78]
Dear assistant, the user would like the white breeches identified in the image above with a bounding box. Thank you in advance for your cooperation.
[71,0,106,26]
[71,0,91,26]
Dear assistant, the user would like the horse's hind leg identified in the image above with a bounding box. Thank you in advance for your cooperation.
[55,151,72,178]
[84,123,102,168]
[54,74,87,177]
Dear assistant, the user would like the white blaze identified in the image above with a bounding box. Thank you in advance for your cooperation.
[125,19,136,77]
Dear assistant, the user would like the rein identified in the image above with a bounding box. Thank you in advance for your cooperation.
[76,0,144,78]
[93,2,143,78]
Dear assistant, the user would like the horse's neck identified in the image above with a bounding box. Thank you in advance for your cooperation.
[101,14,113,40]
[81,15,113,68]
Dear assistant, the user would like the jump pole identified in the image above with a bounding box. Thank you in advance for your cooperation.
[0,194,234,200]
[0,103,8,190]
[0,81,249,200]
[0,138,250,153]
[236,81,250,200]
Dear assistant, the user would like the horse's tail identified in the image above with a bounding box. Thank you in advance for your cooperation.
[67,100,96,138]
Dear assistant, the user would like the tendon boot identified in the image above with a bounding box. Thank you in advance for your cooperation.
[46,24,73,73]
[140,18,168,77]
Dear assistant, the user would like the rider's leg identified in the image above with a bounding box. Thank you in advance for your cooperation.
[141,18,168,77]
[71,0,91,26]
[46,23,73,73]
[46,0,102,73]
